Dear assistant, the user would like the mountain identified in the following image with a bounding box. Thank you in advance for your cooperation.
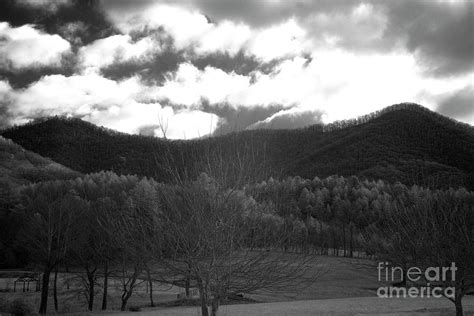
[0,135,80,189]
[1,103,473,189]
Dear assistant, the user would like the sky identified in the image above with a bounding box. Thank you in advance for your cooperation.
[0,0,472,139]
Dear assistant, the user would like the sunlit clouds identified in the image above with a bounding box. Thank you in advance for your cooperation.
[0,22,71,69]
[0,0,472,138]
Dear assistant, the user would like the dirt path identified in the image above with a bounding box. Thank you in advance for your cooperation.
[88,296,474,315]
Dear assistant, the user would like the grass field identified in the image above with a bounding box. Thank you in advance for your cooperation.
[100,296,474,316]
[1,256,471,315]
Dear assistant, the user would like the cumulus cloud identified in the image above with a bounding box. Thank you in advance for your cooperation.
[248,108,324,130]
[0,22,71,69]
[103,0,473,77]
[2,73,219,138]
[152,63,251,106]
[10,74,142,119]
[151,49,474,126]
[1,0,473,137]
[79,34,158,71]
[105,3,312,61]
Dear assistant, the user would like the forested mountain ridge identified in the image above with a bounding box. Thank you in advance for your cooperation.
[1,103,473,189]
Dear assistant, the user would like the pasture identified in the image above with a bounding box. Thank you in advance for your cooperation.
[1,255,457,315]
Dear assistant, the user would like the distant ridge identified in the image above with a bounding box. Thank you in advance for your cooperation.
[321,103,473,133]
[2,103,473,189]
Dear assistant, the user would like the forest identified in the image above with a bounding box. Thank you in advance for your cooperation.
[1,170,473,315]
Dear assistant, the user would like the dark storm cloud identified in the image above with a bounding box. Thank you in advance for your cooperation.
[186,0,350,27]
[0,54,77,89]
[192,51,280,76]
[100,47,279,85]
[248,109,324,130]
[199,101,284,135]
[0,0,116,46]
[383,0,474,77]
[437,86,474,120]
[100,48,185,84]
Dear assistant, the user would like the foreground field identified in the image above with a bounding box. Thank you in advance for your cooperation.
[1,256,472,315]
[75,296,474,316]
[0,256,380,314]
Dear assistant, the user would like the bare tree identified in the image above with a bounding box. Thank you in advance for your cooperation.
[19,182,85,314]
[145,172,321,316]
[158,113,169,140]
[366,189,474,316]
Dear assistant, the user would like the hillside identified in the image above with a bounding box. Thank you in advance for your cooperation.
[0,136,81,267]
[0,136,80,188]
[1,103,473,189]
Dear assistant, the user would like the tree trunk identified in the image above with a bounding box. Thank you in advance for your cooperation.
[146,269,154,307]
[185,268,191,298]
[319,221,324,250]
[349,224,353,257]
[211,297,220,316]
[197,278,209,316]
[454,292,463,316]
[332,226,337,256]
[53,267,59,312]
[39,268,51,314]
[342,222,346,257]
[121,288,134,312]
[87,272,95,311]
[101,262,108,310]
[120,267,140,311]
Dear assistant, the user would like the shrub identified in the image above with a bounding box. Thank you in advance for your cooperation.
[8,298,35,316]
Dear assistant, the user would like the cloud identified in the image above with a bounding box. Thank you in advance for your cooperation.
[0,22,71,69]
[156,109,218,139]
[100,49,184,84]
[192,51,279,76]
[1,72,219,138]
[104,1,472,77]
[247,108,324,130]
[79,34,158,71]
[8,73,142,122]
[383,0,474,77]
[201,102,284,135]
[152,63,251,106]
[0,0,115,46]
[437,86,474,121]
[16,0,71,12]
[302,3,391,52]
[104,3,312,62]
[0,80,13,127]
[1,0,472,136]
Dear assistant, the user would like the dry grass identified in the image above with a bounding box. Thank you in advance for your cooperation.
[0,255,465,315]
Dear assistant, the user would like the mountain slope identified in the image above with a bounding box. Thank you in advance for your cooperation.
[1,103,473,189]
[0,136,80,188]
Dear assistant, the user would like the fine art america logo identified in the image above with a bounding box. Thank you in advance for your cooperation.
[377,262,457,299]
